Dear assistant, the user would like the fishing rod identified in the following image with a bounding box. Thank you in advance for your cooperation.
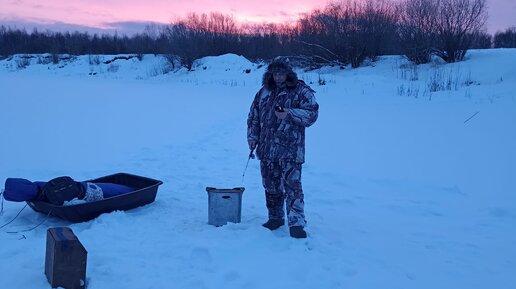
[241,148,255,184]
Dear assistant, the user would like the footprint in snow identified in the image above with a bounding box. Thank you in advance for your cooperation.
[190,247,212,264]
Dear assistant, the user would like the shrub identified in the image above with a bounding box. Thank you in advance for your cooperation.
[494,27,516,48]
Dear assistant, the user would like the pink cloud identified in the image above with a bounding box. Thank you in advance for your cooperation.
[1,0,317,27]
[1,0,514,34]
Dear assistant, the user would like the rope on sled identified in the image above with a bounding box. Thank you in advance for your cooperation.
[6,210,52,234]
[0,189,4,215]
[0,189,52,236]
[0,203,28,230]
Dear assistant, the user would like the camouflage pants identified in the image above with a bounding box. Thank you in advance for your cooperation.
[260,160,306,227]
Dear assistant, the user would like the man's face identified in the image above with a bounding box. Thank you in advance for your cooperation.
[273,70,287,87]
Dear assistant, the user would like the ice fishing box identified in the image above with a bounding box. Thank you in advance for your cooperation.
[27,173,163,222]
[45,227,87,289]
[206,187,245,226]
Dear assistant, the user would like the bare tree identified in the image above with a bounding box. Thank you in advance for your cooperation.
[494,27,516,48]
[361,0,399,62]
[297,1,371,68]
[297,5,349,66]
[434,0,487,62]
[397,0,439,64]
[470,31,492,48]
[239,22,296,60]
[163,12,242,70]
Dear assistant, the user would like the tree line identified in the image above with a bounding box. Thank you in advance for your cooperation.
[1,0,514,69]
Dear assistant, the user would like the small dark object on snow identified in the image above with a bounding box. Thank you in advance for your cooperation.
[262,219,285,230]
[289,226,307,239]
[45,227,87,289]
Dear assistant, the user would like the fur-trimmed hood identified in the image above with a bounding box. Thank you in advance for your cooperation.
[262,57,299,90]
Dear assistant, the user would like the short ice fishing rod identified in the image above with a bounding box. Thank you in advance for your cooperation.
[241,148,255,184]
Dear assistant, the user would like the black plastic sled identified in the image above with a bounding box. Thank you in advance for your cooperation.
[27,173,163,222]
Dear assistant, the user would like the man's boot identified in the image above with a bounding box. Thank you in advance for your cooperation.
[262,219,285,230]
[264,192,284,230]
[289,226,307,238]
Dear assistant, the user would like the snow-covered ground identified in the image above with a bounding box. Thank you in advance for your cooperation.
[1,49,515,289]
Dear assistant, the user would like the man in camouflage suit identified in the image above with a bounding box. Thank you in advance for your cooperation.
[247,57,319,238]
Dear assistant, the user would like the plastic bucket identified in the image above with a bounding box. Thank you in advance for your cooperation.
[206,187,245,226]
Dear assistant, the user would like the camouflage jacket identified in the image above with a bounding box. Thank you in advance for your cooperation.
[247,81,319,163]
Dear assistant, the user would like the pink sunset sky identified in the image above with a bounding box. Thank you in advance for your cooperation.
[0,0,514,35]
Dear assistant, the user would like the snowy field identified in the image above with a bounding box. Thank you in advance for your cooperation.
[0,49,515,289]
